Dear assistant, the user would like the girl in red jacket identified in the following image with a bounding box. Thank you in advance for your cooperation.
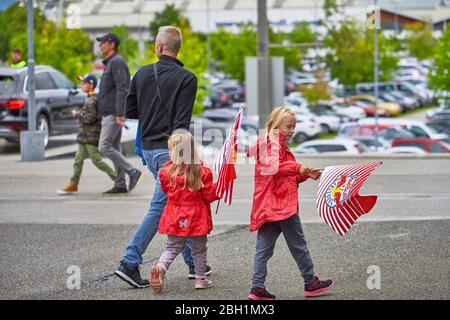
[247,107,333,300]
[150,130,219,293]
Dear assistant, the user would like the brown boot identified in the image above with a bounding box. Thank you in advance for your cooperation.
[57,182,78,195]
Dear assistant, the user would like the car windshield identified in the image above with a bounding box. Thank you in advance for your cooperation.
[427,123,447,134]
[380,128,414,139]
[424,123,440,134]
[0,76,15,95]
[311,108,334,115]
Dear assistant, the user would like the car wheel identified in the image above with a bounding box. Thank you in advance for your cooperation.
[37,114,50,148]
[294,132,308,143]
[320,124,330,134]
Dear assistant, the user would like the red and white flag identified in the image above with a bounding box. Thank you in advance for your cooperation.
[316,162,382,236]
[214,105,244,205]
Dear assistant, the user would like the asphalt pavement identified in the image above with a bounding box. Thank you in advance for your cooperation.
[0,153,449,300]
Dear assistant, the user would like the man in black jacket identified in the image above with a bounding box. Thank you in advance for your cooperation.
[97,33,142,195]
[115,26,210,288]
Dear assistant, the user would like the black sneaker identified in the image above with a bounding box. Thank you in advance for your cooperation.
[103,186,128,195]
[114,261,149,288]
[188,265,212,279]
[128,170,142,192]
[304,275,333,297]
[248,287,276,300]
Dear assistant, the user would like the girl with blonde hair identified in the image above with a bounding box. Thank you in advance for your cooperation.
[150,130,219,292]
[246,107,334,300]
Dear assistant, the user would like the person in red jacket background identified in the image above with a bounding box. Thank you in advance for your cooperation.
[246,107,334,300]
[150,130,219,293]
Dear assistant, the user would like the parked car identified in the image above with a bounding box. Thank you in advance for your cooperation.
[352,136,390,152]
[0,65,86,147]
[358,118,449,141]
[395,81,430,106]
[203,87,231,109]
[293,108,340,134]
[349,95,401,116]
[292,138,368,154]
[329,102,366,121]
[428,111,450,131]
[291,117,322,143]
[348,98,390,117]
[391,138,450,153]
[384,146,428,154]
[211,80,245,103]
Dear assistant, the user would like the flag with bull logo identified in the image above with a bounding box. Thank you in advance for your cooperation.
[316,162,382,236]
[214,105,244,206]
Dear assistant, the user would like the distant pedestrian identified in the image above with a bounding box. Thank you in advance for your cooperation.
[10,48,26,68]
[149,130,219,293]
[246,107,333,300]
[96,32,142,195]
[57,74,116,195]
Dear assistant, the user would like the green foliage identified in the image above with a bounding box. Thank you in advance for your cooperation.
[404,22,438,60]
[111,25,138,61]
[429,27,450,93]
[148,4,191,38]
[210,26,257,81]
[1,3,92,81]
[324,19,398,90]
[303,81,331,105]
[289,22,316,44]
[0,3,46,62]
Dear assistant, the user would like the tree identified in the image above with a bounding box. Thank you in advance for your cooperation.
[149,4,191,38]
[5,3,92,81]
[210,25,257,81]
[324,19,398,93]
[404,22,438,60]
[303,81,331,105]
[429,27,450,95]
[0,3,46,62]
[111,25,138,61]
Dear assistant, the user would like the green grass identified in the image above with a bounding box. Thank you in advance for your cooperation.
[317,132,338,140]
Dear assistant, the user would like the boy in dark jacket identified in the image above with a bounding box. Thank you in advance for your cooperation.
[57,74,117,194]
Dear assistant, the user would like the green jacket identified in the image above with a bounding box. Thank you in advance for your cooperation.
[10,60,26,68]
[77,94,101,146]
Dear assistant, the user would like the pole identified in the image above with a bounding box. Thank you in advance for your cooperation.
[257,0,271,129]
[206,0,211,74]
[373,0,379,151]
[215,199,220,215]
[27,0,36,133]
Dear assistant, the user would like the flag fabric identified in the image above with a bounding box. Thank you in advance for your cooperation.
[316,162,382,236]
[214,105,244,205]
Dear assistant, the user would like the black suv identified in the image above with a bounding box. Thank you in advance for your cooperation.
[0,65,86,147]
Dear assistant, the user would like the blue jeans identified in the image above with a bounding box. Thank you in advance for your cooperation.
[122,148,194,268]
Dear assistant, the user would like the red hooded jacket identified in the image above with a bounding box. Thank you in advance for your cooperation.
[247,134,310,232]
[158,161,219,237]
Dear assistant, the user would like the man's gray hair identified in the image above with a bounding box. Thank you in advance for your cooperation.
[156,26,182,54]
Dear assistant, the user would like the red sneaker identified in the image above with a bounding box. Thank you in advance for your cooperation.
[248,287,276,300]
[304,275,333,297]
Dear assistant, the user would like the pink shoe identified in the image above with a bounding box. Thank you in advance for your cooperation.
[195,278,213,289]
[150,264,165,293]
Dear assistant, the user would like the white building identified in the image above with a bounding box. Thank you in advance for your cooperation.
[47,0,450,55]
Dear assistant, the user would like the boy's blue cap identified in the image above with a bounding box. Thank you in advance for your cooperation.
[77,74,98,88]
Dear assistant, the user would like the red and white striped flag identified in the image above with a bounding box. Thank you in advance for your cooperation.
[214,105,244,205]
[316,162,382,236]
